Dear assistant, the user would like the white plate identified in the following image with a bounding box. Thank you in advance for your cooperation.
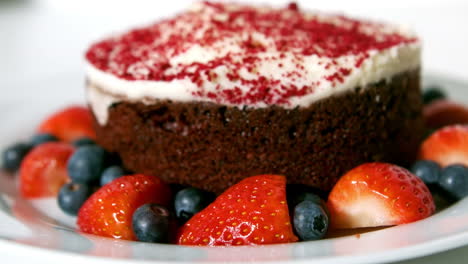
[0,72,467,264]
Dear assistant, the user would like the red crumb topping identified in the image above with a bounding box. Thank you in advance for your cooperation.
[86,1,418,106]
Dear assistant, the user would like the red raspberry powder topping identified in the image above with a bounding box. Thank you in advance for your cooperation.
[86,1,418,106]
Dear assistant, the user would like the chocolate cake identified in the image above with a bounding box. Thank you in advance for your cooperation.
[85,2,424,193]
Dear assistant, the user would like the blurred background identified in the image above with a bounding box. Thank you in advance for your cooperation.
[0,0,467,90]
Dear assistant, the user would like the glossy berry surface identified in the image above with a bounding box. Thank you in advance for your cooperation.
[31,133,58,147]
[100,165,126,186]
[67,145,106,184]
[411,160,441,185]
[293,200,329,241]
[178,175,298,246]
[19,142,75,198]
[419,125,468,167]
[72,137,96,147]
[286,185,329,218]
[1,143,32,172]
[328,162,435,229]
[77,174,172,240]
[132,203,170,243]
[439,164,468,200]
[174,187,215,223]
[38,105,96,142]
[58,182,93,216]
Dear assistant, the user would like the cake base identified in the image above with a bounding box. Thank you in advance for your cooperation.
[91,70,424,193]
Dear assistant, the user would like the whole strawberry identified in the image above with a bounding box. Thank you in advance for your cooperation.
[38,105,96,142]
[177,175,298,246]
[77,174,171,241]
[328,162,435,229]
[19,142,75,198]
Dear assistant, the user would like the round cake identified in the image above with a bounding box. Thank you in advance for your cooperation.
[85,2,424,193]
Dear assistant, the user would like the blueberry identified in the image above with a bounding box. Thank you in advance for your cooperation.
[67,145,107,184]
[422,86,446,105]
[100,165,126,186]
[293,200,329,241]
[1,142,32,172]
[72,137,96,147]
[57,182,92,215]
[411,160,441,185]
[439,164,468,200]
[30,133,58,146]
[132,203,170,243]
[174,187,215,223]
[287,184,329,217]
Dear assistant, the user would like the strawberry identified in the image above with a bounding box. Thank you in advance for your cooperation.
[77,174,171,241]
[177,175,298,246]
[19,142,75,198]
[38,105,96,142]
[327,162,435,229]
[419,125,468,167]
[423,100,468,129]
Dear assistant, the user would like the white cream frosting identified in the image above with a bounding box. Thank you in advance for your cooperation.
[85,2,421,125]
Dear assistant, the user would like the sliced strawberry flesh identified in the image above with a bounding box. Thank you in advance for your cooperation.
[419,125,468,167]
[328,162,435,229]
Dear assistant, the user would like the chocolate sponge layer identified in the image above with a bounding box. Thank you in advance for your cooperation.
[92,70,424,193]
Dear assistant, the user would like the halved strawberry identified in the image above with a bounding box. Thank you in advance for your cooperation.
[177,175,298,246]
[77,174,171,241]
[327,162,435,229]
[19,142,75,198]
[38,105,96,142]
[424,100,468,129]
[419,125,468,167]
